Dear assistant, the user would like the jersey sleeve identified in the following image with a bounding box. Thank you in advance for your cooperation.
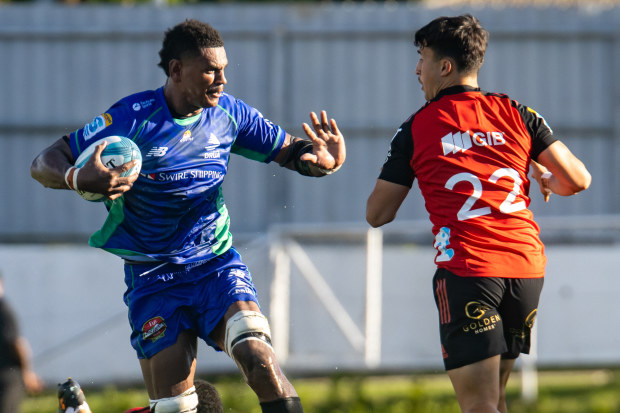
[513,102,557,161]
[230,98,285,164]
[378,117,415,188]
[66,102,135,160]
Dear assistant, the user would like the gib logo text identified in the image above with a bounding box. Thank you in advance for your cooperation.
[441,130,506,156]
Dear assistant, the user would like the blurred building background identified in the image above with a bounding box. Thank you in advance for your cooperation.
[0,1,619,386]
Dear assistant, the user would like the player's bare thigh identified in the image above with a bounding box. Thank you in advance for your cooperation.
[140,301,288,401]
[447,355,502,413]
[139,329,198,399]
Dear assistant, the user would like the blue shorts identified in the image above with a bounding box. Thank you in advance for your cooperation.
[123,247,260,359]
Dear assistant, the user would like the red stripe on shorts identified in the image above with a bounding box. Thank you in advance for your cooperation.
[436,278,451,324]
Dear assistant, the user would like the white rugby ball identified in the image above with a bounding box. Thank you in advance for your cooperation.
[74,136,142,202]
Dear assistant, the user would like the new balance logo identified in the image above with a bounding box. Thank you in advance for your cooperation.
[146,147,169,157]
[441,131,506,156]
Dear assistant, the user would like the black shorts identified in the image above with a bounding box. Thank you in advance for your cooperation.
[433,268,544,370]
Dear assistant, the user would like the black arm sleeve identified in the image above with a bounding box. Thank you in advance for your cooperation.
[513,102,557,161]
[277,138,318,176]
[378,117,415,188]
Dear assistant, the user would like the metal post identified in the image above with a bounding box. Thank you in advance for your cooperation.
[270,242,291,363]
[521,321,538,402]
[365,227,383,368]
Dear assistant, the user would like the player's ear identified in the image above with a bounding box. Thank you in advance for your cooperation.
[440,58,453,76]
[168,59,182,82]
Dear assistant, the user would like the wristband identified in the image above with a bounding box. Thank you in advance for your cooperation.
[279,139,313,167]
[314,164,342,175]
[64,167,80,191]
[281,138,342,176]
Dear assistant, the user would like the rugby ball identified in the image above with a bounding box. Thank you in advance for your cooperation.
[73,136,142,202]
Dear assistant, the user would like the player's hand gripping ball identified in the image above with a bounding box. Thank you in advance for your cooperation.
[73,136,142,202]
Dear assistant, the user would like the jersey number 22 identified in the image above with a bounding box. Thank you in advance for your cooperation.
[445,167,526,221]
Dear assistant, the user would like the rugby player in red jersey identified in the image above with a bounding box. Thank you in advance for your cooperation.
[366,14,591,413]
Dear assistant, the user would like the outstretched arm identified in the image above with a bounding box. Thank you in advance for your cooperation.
[275,110,346,177]
[31,137,138,200]
[530,140,591,202]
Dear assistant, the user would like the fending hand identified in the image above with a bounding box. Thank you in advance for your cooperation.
[300,110,346,171]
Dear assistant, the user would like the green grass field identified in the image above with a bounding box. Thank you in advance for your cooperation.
[23,368,620,413]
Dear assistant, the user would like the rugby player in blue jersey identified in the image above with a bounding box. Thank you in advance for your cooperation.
[31,19,345,413]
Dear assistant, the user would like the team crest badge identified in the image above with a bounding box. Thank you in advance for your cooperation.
[142,316,166,341]
[181,130,193,143]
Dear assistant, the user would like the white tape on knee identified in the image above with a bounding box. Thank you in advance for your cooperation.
[224,310,273,358]
[149,386,198,413]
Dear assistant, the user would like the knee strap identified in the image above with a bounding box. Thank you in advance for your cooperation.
[149,387,198,413]
[225,310,273,358]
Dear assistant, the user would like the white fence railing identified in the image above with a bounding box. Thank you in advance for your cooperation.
[265,217,620,399]
[1,216,619,386]
[270,229,384,368]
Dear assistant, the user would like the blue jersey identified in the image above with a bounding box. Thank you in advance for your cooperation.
[68,87,286,264]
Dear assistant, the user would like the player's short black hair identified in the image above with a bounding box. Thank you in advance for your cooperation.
[158,19,224,76]
[414,14,489,74]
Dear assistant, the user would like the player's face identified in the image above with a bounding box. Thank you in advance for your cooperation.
[179,47,228,109]
[415,47,443,101]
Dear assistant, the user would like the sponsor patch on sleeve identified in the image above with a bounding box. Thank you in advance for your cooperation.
[83,113,113,140]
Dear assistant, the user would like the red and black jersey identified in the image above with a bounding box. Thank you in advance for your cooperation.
[379,85,556,278]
